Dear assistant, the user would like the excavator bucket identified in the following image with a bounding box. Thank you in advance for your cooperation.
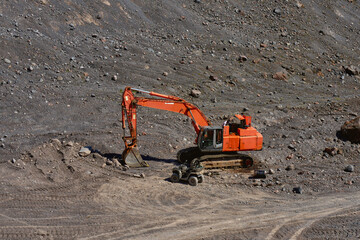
[123,147,149,167]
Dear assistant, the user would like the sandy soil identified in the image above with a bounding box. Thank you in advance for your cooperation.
[0,0,360,239]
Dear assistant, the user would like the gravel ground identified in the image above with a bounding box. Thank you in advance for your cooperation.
[0,0,359,239]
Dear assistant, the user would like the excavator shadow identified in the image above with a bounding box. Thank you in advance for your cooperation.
[142,155,176,164]
[99,152,177,166]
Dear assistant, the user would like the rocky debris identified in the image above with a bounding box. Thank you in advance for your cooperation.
[339,117,360,143]
[133,173,145,178]
[293,187,303,194]
[113,159,121,167]
[190,89,201,98]
[111,75,118,81]
[50,138,62,147]
[344,165,355,173]
[209,75,218,81]
[4,58,11,64]
[268,169,275,174]
[237,55,248,62]
[273,72,288,81]
[79,147,91,157]
[344,65,359,76]
[273,8,282,15]
[323,147,341,156]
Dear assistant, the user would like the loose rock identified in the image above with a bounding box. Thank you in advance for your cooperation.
[273,72,288,81]
[190,89,201,98]
[344,165,354,173]
[344,65,359,76]
[285,164,295,171]
[293,187,303,194]
[238,55,248,62]
[339,117,360,143]
[79,147,91,157]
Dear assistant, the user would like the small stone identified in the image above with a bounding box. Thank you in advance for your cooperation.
[190,89,201,98]
[11,158,16,164]
[91,94,95,97]
[113,159,121,167]
[288,144,296,150]
[106,160,113,166]
[253,180,261,186]
[285,164,295,171]
[133,173,145,178]
[238,55,248,62]
[79,147,91,157]
[273,72,288,81]
[4,58,11,64]
[323,147,338,156]
[339,117,360,143]
[111,75,118,81]
[50,138,61,146]
[194,0,201,3]
[293,187,303,194]
[162,72,168,76]
[268,169,275,174]
[209,75,218,81]
[57,76,63,81]
[66,141,74,147]
[273,8,281,15]
[344,65,359,76]
[27,66,34,72]
[344,165,354,173]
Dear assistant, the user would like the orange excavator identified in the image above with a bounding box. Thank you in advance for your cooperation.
[121,86,263,168]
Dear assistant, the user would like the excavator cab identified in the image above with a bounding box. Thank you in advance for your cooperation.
[198,127,223,152]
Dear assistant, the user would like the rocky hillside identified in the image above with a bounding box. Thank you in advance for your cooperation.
[0,0,359,159]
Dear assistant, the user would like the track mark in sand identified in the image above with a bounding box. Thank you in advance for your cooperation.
[265,222,287,240]
[0,213,34,226]
[289,219,316,240]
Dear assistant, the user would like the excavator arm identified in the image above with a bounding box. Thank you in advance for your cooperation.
[121,87,211,167]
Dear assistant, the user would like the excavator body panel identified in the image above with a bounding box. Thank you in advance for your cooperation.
[198,125,263,152]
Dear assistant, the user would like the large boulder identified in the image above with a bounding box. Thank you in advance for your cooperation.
[339,117,360,143]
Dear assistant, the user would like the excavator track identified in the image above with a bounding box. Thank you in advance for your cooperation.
[177,147,258,170]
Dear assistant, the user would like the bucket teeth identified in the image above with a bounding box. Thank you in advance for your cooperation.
[123,147,149,167]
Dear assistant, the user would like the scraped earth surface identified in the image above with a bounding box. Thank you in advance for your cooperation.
[1,0,360,239]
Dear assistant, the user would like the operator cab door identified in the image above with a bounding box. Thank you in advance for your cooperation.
[199,127,223,151]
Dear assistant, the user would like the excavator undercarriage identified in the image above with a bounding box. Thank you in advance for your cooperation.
[177,147,256,170]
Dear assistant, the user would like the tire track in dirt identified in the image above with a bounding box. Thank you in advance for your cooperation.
[91,177,360,240]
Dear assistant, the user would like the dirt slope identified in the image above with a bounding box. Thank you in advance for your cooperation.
[0,0,360,239]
